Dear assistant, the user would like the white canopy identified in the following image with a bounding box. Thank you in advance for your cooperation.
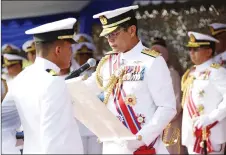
[2,1,90,20]
[133,0,189,6]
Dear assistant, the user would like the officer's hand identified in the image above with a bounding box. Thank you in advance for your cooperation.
[193,115,213,129]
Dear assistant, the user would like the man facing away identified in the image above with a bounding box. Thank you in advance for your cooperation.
[2,18,83,154]
[69,5,176,154]
[181,31,226,154]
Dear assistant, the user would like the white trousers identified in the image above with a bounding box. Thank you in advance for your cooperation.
[187,143,225,154]
[81,135,103,154]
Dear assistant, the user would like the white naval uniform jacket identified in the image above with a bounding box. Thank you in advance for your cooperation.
[84,41,177,154]
[2,57,83,154]
[182,59,226,148]
[214,51,226,68]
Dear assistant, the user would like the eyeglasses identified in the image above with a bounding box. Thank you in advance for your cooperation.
[104,28,125,39]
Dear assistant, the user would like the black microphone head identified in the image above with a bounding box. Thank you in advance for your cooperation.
[87,58,96,67]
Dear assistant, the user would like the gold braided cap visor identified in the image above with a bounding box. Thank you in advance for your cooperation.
[186,42,210,48]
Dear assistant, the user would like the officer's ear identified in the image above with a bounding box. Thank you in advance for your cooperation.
[54,40,64,57]
[55,46,61,55]
[128,25,136,38]
[206,48,213,58]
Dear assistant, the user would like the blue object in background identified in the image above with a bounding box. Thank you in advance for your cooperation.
[1,0,134,49]
[1,12,77,49]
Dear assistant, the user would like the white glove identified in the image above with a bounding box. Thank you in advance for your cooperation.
[193,115,214,129]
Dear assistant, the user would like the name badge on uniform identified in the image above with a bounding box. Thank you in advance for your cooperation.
[122,65,145,81]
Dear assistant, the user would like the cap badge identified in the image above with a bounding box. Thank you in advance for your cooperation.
[4,45,13,53]
[190,34,196,42]
[100,16,108,25]
[78,36,88,43]
[80,45,89,53]
[209,26,215,35]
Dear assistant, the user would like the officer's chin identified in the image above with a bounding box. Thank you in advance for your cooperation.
[111,47,120,53]
[60,63,70,70]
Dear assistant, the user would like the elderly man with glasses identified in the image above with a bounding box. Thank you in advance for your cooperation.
[181,31,226,154]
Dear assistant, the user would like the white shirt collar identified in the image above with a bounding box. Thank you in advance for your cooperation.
[34,57,60,73]
[195,58,213,72]
[214,50,226,59]
[120,41,143,60]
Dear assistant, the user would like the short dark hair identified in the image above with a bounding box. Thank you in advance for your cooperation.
[119,17,138,36]
[35,41,54,57]
[35,39,72,57]
[210,42,215,56]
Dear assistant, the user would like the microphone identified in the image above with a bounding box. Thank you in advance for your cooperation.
[65,58,96,80]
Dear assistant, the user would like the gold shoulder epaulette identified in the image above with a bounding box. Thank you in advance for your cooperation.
[210,63,221,69]
[104,51,118,55]
[141,49,160,58]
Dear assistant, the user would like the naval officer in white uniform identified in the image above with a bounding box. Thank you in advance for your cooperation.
[181,31,226,154]
[69,5,176,154]
[2,18,83,154]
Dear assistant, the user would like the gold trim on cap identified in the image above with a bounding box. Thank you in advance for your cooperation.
[26,46,36,53]
[3,58,20,67]
[186,42,210,48]
[58,35,74,40]
[100,26,118,37]
[211,29,226,36]
[77,36,89,43]
[103,17,131,29]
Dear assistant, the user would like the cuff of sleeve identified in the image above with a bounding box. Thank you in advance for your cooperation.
[136,129,155,146]
[208,109,221,122]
